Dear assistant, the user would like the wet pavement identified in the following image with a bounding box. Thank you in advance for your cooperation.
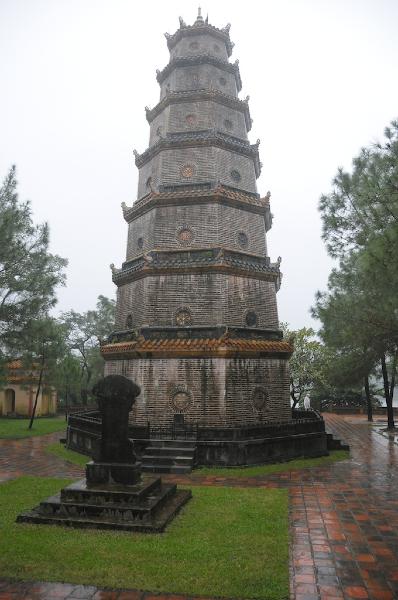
[1,414,398,599]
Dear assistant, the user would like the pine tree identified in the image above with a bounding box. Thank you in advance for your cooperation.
[0,166,67,369]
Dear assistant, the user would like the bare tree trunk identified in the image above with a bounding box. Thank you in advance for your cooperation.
[290,384,299,409]
[381,354,395,429]
[389,349,397,410]
[28,355,45,430]
[65,385,69,422]
[364,376,372,422]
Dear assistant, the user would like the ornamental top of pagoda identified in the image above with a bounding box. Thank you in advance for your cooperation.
[164,9,234,57]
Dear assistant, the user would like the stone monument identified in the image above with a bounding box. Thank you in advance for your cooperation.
[86,375,141,485]
[17,375,191,532]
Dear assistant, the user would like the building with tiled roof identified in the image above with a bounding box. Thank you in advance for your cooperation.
[0,360,57,417]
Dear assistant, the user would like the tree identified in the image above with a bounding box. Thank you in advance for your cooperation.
[60,295,115,403]
[281,324,326,409]
[53,353,82,416]
[314,120,398,428]
[0,166,67,372]
[15,317,67,428]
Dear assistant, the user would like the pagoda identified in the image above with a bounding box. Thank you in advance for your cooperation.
[100,11,327,465]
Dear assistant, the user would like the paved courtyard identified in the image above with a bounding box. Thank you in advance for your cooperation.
[1,414,398,599]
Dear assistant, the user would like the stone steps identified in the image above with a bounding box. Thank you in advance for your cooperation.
[326,432,350,451]
[17,476,192,533]
[141,439,196,474]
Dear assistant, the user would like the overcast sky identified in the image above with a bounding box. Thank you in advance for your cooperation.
[1,0,397,330]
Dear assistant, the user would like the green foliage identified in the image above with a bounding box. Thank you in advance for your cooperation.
[314,120,398,425]
[1,477,288,599]
[281,323,327,407]
[53,354,82,407]
[0,167,67,373]
[16,317,68,428]
[59,295,116,403]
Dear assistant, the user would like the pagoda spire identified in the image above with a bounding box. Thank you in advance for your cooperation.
[194,7,204,26]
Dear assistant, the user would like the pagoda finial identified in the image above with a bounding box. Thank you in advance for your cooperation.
[194,7,204,25]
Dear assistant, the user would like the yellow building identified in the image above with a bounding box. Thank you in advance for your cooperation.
[0,360,57,417]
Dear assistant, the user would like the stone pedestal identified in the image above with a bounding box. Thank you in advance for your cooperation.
[17,476,191,533]
[86,461,142,486]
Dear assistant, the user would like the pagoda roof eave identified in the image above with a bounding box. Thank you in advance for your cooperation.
[134,130,262,177]
[122,185,270,222]
[101,337,293,360]
[165,23,234,57]
[156,54,242,91]
[111,247,282,290]
[145,89,252,131]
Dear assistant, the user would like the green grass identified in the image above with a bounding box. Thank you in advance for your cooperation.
[0,477,288,600]
[194,450,350,477]
[45,442,88,466]
[0,417,66,439]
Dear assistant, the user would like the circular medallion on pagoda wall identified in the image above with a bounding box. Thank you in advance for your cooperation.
[180,164,195,178]
[230,169,241,183]
[224,119,233,130]
[185,114,197,126]
[137,237,144,249]
[126,314,133,329]
[245,310,258,327]
[189,41,199,50]
[219,76,227,86]
[251,387,269,411]
[175,307,192,326]
[177,226,193,246]
[237,231,248,249]
[170,386,192,412]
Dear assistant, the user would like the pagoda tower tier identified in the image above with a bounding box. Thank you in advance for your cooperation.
[102,11,294,431]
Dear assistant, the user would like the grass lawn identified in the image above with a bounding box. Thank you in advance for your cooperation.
[45,442,88,466]
[0,476,288,600]
[195,450,350,477]
[0,417,66,439]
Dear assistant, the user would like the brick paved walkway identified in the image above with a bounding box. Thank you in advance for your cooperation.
[0,433,83,483]
[1,415,398,599]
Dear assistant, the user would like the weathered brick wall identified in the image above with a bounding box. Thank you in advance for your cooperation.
[115,273,278,330]
[137,146,257,198]
[160,64,237,99]
[149,101,247,146]
[169,34,229,62]
[126,203,267,260]
[104,356,291,427]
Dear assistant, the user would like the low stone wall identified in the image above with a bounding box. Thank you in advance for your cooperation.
[321,407,398,415]
[66,409,328,466]
[196,431,328,466]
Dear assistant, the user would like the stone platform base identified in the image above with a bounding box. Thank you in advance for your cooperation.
[86,460,142,486]
[17,476,191,533]
[196,431,328,466]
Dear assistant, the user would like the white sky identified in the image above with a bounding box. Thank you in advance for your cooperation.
[1,0,397,330]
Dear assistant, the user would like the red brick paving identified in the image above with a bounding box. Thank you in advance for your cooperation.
[1,414,398,599]
[0,433,82,482]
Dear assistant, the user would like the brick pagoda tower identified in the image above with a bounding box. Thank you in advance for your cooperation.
[100,11,312,464]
